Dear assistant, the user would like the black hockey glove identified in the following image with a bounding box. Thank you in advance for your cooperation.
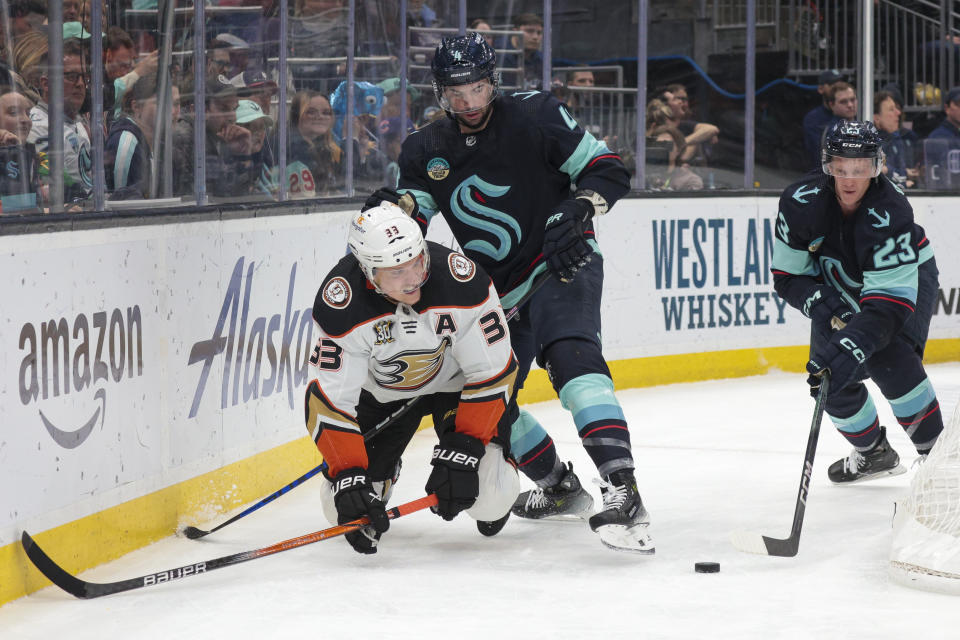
[806,332,867,398]
[542,198,594,283]
[362,186,420,218]
[424,431,485,521]
[802,287,855,331]
[331,468,390,554]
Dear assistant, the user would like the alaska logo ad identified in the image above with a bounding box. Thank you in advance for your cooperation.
[18,306,144,448]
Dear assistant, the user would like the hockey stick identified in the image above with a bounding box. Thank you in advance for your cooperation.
[182,395,422,539]
[181,268,547,540]
[730,371,830,557]
[503,269,551,322]
[22,494,437,599]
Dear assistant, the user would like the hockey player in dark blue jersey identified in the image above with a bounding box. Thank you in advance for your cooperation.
[364,33,650,552]
[773,120,943,483]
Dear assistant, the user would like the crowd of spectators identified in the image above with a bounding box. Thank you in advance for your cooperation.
[2,2,960,212]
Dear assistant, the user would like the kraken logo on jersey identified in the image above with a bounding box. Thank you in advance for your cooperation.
[450,175,522,260]
[373,319,395,345]
[373,336,451,391]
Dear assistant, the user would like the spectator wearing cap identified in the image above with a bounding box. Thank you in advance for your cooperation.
[234,99,278,198]
[213,34,251,79]
[377,77,420,124]
[802,69,844,168]
[928,87,960,140]
[230,68,279,116]
[203,74,256,199]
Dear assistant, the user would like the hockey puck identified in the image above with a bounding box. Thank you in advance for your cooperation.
[695,562,720,573]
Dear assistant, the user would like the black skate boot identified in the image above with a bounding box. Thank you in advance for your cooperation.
[827,426,906,484]
[477,511,510,537]
[588,470,654,554]
[511,462,594,520]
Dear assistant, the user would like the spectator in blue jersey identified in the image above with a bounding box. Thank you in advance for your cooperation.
[105,71,162,199]
[0,85,43,212]
[873,90,917,188]
[804,79,857,170]
[234,99,278,198]
[801,70,843,166]
[927,87,960,140]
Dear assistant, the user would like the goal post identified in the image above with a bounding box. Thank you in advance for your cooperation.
[890,402,960,594]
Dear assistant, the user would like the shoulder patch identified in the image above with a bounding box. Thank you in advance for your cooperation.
[447,252,476,282]
[323,277,352,309]
[427,157,450,180]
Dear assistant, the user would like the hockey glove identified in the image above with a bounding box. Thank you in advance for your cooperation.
[542,198,594,283]
[331,468,390,554]
[806,332,867,398]
[362,186,420,218]
[802,287,855,331]
[425,431,485,521]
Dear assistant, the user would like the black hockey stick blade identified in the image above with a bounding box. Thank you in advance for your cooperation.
[730,371,830,557]
[23,494,437,599]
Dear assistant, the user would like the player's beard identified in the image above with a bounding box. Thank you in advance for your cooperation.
[455,102,494,133]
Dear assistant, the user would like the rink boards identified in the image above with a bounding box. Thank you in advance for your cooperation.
[2,195,958,605]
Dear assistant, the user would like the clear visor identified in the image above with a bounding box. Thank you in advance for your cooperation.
[822,153,884,179]
[373,252,430,294]
[436,77,497,114]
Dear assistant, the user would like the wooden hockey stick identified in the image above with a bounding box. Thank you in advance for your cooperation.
[730,371,830,557]
[23,495,437,599]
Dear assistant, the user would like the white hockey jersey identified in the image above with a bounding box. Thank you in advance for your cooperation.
[305,242,517,476]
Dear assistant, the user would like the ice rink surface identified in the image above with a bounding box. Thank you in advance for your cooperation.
[4,365,960,639]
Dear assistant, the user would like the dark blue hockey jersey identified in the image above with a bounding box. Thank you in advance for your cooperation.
[396,91,630,306]
[772,171,935,355]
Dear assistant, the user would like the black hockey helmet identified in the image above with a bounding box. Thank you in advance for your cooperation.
[431,32,500,113]
[821,120,885,178]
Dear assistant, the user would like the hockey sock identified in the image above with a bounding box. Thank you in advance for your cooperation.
[827,390,883,450]
[889,377,943,453]
[559,374,633,478]
[510,409,562,486]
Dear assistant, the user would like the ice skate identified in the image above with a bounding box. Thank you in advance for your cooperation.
[511,462,594,521]
[588,470,654,554]
[828,426,906,484]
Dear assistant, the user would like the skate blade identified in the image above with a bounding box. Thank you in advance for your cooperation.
[596,523,655,555]
[830,463,907,485]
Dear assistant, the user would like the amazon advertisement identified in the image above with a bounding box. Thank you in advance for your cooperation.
[0,215,355,546]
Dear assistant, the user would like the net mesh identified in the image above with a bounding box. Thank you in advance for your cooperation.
[890,402,960,593]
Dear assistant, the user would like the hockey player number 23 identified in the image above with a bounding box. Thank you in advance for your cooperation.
[309,339,343,370]
[873,232,916,268]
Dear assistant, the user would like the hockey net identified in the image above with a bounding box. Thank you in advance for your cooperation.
[890,401,960,594]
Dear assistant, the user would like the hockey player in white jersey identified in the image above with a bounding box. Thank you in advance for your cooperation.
[304,202,521,553]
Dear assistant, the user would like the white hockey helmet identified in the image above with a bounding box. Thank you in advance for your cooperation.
[347,201,429,293]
